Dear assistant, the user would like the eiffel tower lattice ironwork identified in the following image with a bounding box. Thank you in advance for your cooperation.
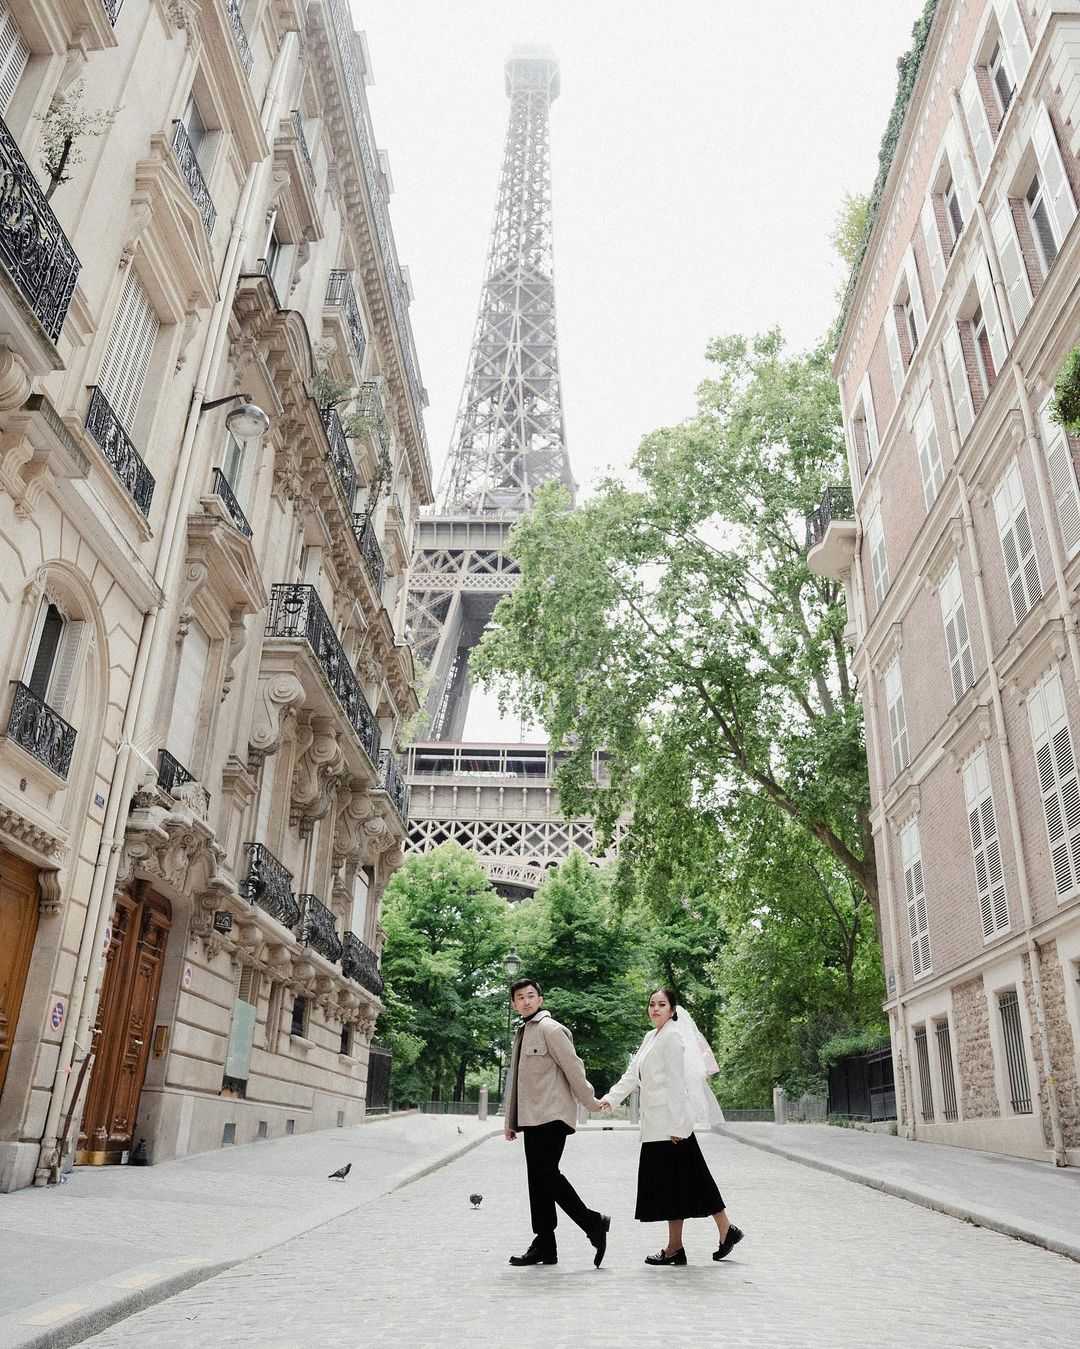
[405,51,613,900]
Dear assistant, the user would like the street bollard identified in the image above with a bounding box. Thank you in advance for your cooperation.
[478,1086,488,1122]
[773,1085,788,1124]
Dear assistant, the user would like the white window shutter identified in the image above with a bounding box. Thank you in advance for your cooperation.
[905,245,927,340]
[885,657,909,775]
[99,272,161,433]
[990,199,1033,331]
[914,394,945,510]
[0,4,29,114]
[943,323,974,440]
[862,375,880,459]
[47,620,85,716]
[995,0,1032,90]
[921,195,947,294]
[962,66,993,180]
[962,746,1009,938]
[1028,667,1080,898]
[885,311,905,396]
[946,125,976,227]
[868,505,889,605]
[1038,399,1080,559]
[976,255,1008,373]
[939,561,975,702]
[902,821,932,978]
[1033,104,1077,248]
[168,620,211,767]
[993,459,1042,623]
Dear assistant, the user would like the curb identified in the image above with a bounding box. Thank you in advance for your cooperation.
[717,1126,1080,1266]
[7,1126,500,1349]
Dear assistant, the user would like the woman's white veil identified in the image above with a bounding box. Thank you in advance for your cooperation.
[672,1009,725,1130]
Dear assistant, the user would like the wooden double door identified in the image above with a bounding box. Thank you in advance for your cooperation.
[77,885,171,1165]
[0,850,40,1105]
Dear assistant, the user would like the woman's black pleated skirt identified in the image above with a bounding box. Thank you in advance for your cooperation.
[635,1133,724,1221]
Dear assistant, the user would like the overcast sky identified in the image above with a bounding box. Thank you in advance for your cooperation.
[351,0,923,738]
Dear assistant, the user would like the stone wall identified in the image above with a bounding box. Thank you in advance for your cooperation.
[952,976,999,1119]
[1037,942,1080,1149]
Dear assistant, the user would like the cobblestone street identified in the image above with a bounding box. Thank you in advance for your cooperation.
[79,1129,1080,1349]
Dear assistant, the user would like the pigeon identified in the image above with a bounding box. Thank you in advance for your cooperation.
[457,1126,463,1134]
[328,1163,352,1180]
[469,1193,483,1209]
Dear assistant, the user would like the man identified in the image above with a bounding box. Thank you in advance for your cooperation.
[503,977,610,1267]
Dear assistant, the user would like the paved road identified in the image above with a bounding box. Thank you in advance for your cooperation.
[81,1128,1080,1348]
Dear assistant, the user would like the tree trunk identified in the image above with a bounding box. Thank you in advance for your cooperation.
[455,1057,467,1101]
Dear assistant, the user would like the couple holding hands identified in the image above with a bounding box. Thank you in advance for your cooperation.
[503,978,744,1268]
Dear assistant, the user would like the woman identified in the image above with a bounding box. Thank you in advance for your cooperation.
[600,988,744,1266]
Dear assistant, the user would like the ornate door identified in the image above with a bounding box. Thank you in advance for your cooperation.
[0,850,39,1103]
[77,885,171,1164]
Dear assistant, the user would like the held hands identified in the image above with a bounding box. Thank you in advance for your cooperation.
[596,1098,612,1112]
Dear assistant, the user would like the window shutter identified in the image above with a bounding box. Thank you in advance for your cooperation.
[990,200,1033,331]
[939,560,975,702]
[168,620,211,767]
[867,505,889,605]
[905,245,927,341]
[993,459,1042,623]
[942,322,974,439]
[885,311,905,396]
[901,821,932,978]
[962,746,1009,938]
[0,4,28,113]
[47,620,85,715]
[1028,667,1080,898]
[976,256,1008,374]
[885,658,909,775]
[914,394,945,510]
[1038,399,1080,560]
[961,66,993,180]
[1033,104,1077,248]
[921,195,947,294]
[99,272,160,433]
[995,0,1032,91]
[946,125,975,227]
[862,375,880,461]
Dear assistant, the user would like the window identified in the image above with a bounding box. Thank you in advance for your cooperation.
[1028,665,1080,900]
[885,249,926,393]
[962,745,1009,939]
[902,292,919,358]
[98,271,160,434]
[992,459,1042,624]
[264,218,294,304]
[943,322,974,441]
[944,178,964,249]
[0,4,29,114]
[168,620,210,769]
[181,92,212,174]
[290,995,309,1038]
[866,504,889,605]
[972,307,996,399]
[1026,174,1058,273]
[901,819,931,979]
[989,41,1015,120]
[914,1026,934,1122]
[914,394,945,510]
[935,1020,959,1121]
[938,560,975,703]
[884,656,909,777]
[340,1023,354,1056]
[23,602,84,715]
[1038,400,1080,560]
[849,375,878,482]
[990,200,1033,332]
[997,990,1032,1113]
[1026,106,1078,282]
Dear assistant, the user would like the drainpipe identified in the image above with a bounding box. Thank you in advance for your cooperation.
[34,31,299,1184]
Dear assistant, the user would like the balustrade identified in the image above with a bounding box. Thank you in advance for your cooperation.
[377,749,409,822]
[291,110,317,188]
[241,842,300,929]
[352,512,385,591]
[85,387,155,517]
[342,931,384,995]
[320,406,357,505]
[171,120,216,237]
[211,467,253,537]
[294,894,343,964]
[4,682,76,779]
[805,485,854,552]
[225,0,254,75]
[157,748,210,814]
[325,270,367,365]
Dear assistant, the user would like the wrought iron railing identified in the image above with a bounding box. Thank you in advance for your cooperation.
[157,748,210,814]
[101,0,124,22]
[211,467,253,537]
[225,0,254,75]
[377,749,409,821]
[294,893,343,964]
[265,585,381,763]
[252,256,282,311]
[5,681,76,779]
[352,512,385,591]
[0,116,81,344]
[85,387,156,518]
[342,931,384,995]
[805,485,854,552]
[171,120,216,237]
[291,109,317,188]
[241,842,300,929]
[320,405,357,505]
[326,0,431,481]
[325,270,367,364]
[356,379,391,456]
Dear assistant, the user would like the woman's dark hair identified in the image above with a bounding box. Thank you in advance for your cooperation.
[651,987,679,1021]
[510,977,542,998]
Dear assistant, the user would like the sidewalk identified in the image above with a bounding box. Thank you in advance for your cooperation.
[718,1121,1080,1262]
[0,1112,498,1349]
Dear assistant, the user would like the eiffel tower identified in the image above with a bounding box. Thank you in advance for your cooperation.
[404,50,608,900]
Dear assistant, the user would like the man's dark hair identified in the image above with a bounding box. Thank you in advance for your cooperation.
[510,977,542,998]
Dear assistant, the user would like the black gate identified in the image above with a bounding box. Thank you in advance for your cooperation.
[365,1043,392,1114]
[827,1045,896,1120]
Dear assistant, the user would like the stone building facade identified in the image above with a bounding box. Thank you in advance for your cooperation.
[0,0,431,1192]
[817,0,1080,1163]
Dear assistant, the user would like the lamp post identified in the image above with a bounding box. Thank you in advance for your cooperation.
[499,947,521,1106]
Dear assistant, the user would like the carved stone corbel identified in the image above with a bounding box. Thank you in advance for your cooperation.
[249,670,305,757]
[37,869,62,916]
[333,784,374,857]
[221,606,248,702]
[291,717,348,830]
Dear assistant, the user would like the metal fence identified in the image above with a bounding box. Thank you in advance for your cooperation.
[366,1045,392,1114]
[786,1093,828,1122]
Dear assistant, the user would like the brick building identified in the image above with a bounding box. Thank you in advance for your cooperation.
[816,0,1080,1163]
[0,0,431,1191]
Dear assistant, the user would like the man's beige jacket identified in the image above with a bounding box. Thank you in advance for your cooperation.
[504,1009,602,1130]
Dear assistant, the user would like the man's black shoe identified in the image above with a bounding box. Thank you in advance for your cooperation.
[589,1214,610,1268]
[509,1242,557,1266]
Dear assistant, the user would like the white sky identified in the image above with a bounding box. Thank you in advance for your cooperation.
[352,0,924,738]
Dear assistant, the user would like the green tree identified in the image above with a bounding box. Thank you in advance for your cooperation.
[379,843,510,1102]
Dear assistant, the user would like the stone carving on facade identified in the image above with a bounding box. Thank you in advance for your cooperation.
[221,606,248,702]
[249,670,305,757]
[332,783,373,861]
[290,715,348,831]
[0,804,68,867]
[174,310,202,372]
[36,868,62,916]
[120,792,231,911]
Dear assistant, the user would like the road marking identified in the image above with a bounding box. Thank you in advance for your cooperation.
[22,1303,86,1326]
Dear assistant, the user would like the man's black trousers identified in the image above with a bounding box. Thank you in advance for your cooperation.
[522,1120,598,1242]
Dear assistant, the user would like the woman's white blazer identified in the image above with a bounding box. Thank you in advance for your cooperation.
[603,1021,695,1144]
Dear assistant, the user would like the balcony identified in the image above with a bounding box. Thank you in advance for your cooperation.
[294,893,343,964]
[0,116,81,345]
[356,380,391,457]
[171,121,216,237]
[352,511,385,591]
[805,485,857,581]
[325,270,367,365]
[4,681,76,779]
[342,931,384,996]
[157,748,210,816]
[224,0,254,75]
[376,749,409,823]
[102,0,124,21]
[241,842,300,929]
[265,585,381,764]
[85,387,156,518]
[320,405,357,505]
[291,110,316,188]
[211,467,252,537]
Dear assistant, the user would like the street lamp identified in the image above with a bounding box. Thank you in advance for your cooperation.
[499,947,521,1106]
[199,392,271,439]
